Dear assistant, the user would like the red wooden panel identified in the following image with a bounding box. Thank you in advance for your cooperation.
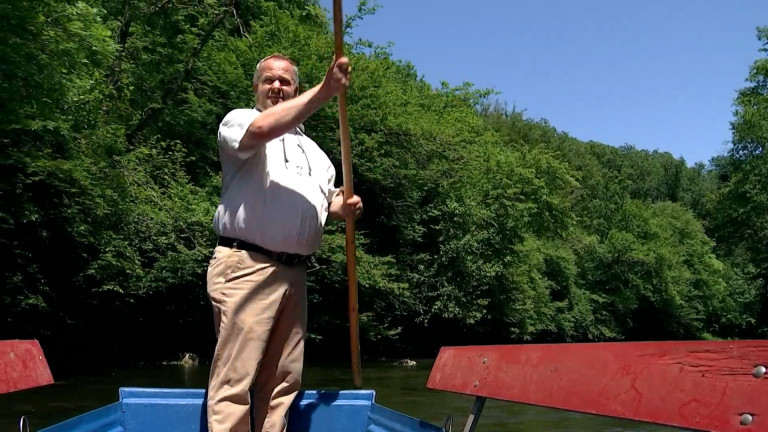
[427,341,767,432]
[0,339,54,394]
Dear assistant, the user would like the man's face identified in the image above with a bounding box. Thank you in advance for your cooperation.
[254,58,299,111]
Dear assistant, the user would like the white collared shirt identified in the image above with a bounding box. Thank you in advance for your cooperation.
[212,108,340,255]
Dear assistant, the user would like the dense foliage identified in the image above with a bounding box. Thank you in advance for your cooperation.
[1,0,765,375]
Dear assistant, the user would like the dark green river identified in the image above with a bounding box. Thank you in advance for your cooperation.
[1,360,687,431]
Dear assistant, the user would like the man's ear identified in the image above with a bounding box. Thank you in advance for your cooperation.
[293,86,299,97]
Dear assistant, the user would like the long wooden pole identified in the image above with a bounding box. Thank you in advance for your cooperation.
[333,0,362,389]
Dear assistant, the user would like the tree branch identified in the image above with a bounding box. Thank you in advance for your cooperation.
[126,5,231,144]
[108,0,132,89]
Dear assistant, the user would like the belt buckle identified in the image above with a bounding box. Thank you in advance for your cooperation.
[278,252,301,265]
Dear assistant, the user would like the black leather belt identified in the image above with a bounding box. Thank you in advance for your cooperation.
[217,236,308,266]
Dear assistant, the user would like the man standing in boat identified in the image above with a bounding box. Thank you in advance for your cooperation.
[206,53,362,432]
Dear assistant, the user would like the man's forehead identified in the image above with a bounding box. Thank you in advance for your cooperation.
[261,59,294,75]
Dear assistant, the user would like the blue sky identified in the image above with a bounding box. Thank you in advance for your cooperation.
[319,0,766,165]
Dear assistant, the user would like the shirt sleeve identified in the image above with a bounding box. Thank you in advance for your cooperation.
[217,109,260,159]
[326,162,341,204]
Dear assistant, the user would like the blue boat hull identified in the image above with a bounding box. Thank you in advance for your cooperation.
[39,387,443,432]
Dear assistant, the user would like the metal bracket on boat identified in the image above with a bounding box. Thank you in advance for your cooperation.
[462,396,486,432]
[443,415,453,432]
[19,416,29,432]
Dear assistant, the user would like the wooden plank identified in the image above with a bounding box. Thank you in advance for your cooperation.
[0,340,54,394]
[426,341,767,432]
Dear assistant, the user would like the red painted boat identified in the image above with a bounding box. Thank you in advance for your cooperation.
[0,340,54,394]
[427,340,767,432]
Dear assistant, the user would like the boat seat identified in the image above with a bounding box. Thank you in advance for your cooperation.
[426,341,767,432]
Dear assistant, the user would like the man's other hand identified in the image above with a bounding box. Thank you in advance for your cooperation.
[329,190,362,221]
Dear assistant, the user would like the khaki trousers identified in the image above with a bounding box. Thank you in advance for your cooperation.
[206,245,307,432]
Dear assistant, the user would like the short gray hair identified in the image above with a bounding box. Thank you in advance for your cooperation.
[253,54,300,87]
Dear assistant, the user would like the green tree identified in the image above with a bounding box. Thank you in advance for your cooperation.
[709,26,768,336]
[2,0,762,374]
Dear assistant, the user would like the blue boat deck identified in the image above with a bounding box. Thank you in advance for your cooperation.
[39,387,444,432]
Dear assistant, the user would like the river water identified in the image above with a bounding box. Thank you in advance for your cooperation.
[1,360,687,432]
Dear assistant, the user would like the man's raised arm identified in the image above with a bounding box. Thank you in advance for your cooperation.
[240,56,350,150]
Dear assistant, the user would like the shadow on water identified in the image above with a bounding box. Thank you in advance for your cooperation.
[0,359,689,432]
